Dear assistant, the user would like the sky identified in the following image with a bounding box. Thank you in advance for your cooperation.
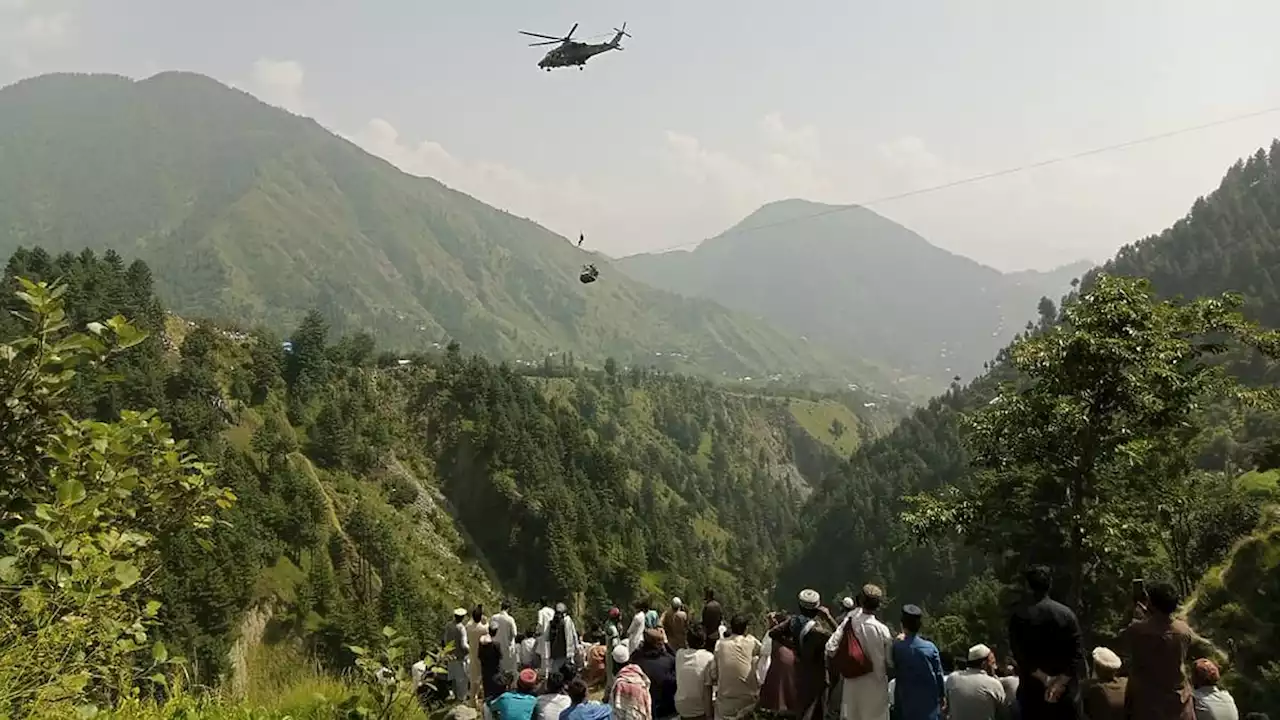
[2,0,1280,271]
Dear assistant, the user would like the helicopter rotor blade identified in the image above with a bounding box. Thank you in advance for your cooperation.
[519,30,564,40]
[529,39,561,46]
[566,23,578,39]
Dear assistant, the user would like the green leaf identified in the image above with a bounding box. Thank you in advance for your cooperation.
[112,561,141,589]
[15,523,54,548]
[148,673,168,687]
[381,625,397,639]
[145,599,163,617]
[74,704,100,719]
[0,556,19,583]
[195,536,214,552]
[347,645,368,656]
[152,640,169,664]
[57,479,87,506]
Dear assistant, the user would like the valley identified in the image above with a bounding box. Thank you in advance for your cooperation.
[3,67,1280,719]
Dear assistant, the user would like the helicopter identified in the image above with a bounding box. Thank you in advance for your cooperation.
[519,22,630,71]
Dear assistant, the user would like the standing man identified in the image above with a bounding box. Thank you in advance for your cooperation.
[890,605,945,720]
[536,597,556,669]
[1007,566,1084,720]
[443,608,472,703]
[544,602,580,677]
[663,597,691,651]
[493,600,520,674]
[701,589,723,643]
[826,585,894,720]
[468,605,489,706]
[945,644,1007,720]
[630,599,651,656]
[793,589,837,720]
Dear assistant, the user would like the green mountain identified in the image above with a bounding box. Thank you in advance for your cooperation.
[778,141,1280,704]
[0,71,888,387]
[616,200,1091,387]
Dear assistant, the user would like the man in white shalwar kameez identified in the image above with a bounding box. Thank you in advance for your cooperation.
[535,598,555,668]
[825,585,894,720]
[492,600,519,674]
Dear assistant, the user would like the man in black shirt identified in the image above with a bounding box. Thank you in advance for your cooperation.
[1008,566,1085,720]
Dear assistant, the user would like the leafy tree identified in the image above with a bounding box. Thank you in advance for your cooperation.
[0,280,234,716]
[903,274,1280,630]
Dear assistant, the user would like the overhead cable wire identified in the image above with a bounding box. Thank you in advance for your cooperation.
[642,104,1280,254]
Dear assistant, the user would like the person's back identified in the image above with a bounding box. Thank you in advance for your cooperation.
[891,607,944,720]
[1191,659,1238,720]
[563,678,613,720]
[446,620,469,660]
[701,592,723,638]
[674,632,714,720]
[664,604,690,651]
[946,669,1007,720]
[1082,676,1126,720]
[632,632,678,719]
[537,681,573,720]
[611,662,654,720]
[1120,583,1216,720]
[711,618,762,720]
[1008,568,1083,720]
[493,690,539,720]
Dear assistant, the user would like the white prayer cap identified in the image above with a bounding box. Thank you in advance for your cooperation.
[1092,646,1122,671]
[671,597,683,608]
[967,644,992,662]
[798,589,820,609]
[453,608,468,617]
[612,643,631,664]
[841,596,855,610]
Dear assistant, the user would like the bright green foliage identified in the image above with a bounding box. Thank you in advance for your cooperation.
[1189,505,1280,711]
[902,273,1279,630]
[781,141,1280,695]
[0,72,873,384]
[0,246,877,712]
[343,626,440,720]
[0,280,234,716]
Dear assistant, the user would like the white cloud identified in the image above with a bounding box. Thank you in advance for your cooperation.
[350,117,607,243]
[248,59,306,113]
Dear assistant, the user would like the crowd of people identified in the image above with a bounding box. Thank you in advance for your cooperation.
[413,570,1272,720]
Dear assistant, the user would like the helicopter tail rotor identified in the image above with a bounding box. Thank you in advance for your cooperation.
[611,22,630,48]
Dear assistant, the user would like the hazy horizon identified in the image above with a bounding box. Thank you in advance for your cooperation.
[3,0,1279,272]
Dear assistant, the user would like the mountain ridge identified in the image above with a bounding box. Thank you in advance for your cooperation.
[0,71,901,392]
[617,199,1088,387]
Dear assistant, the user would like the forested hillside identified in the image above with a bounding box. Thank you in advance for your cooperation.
[778,140,1280,708]
[0,246,877,706]
[617,199,1090,387]
[0,72,891,387]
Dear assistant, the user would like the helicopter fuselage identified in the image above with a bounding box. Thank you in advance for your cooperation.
[538,41,618,69]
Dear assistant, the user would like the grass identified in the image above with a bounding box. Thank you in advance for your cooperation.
[787,398,861,457]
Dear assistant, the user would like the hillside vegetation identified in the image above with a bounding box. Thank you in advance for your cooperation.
[0,72,892,388]
[778,141,1280,704]
[617,199,1090,387]
[0,246,882,714]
